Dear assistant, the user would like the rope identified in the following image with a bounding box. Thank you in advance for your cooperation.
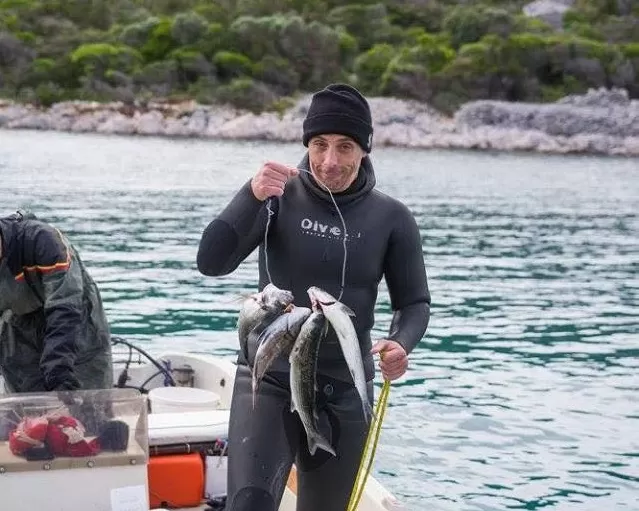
[346,377,391,511]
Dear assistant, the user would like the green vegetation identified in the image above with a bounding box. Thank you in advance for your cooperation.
[0,0,637,112]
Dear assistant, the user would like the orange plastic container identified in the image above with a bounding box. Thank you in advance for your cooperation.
[148,453,205,509]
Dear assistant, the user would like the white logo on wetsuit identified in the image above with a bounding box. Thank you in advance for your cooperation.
[300,218,361,239]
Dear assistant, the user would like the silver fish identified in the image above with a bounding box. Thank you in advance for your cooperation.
[252,305,312,407]
[307,286,373,423]
[289,310,335,456]
[237,283,294,355]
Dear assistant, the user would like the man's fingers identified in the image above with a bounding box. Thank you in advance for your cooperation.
[260,176,286,189]
[252,166,291,199]
[380,348,404,363]
[264,162,298,179]
[380,359,408,381]
[263,167,289,182]
[381,367,402,381]
[371,340,391,354]
[258,186,281,198]
[256,162,298,195]
[380,359,407,373]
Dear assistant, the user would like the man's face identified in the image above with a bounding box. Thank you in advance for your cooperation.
[307,134,365,193]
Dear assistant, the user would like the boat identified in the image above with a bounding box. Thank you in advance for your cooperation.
[0,337,404,511]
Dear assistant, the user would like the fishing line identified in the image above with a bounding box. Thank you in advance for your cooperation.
[262,167,348,301]
[264,197,275,285]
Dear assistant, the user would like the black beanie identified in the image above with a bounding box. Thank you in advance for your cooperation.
[302,83,373,153]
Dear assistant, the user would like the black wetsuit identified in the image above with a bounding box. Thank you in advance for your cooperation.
[197,155,430,511]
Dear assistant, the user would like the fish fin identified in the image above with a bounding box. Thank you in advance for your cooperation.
[339,303,356,317]
[251,369,260,410]
[255,328,269,348]
[308,437,317,456]
[320,317,329,339]
[252,382,257,410]
[282,340,296,358]
[308,434,336,457]
[228,294,252,306]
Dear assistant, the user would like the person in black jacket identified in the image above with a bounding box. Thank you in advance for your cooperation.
[0,210,113,394]
[197,83,431,511]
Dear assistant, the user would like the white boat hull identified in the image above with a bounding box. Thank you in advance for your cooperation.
[0,350,404,511]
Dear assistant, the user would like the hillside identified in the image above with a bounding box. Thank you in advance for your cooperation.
[0,0,638,114]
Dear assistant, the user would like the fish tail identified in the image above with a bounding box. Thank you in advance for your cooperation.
[308,433,336,457]
[339,302,356,317]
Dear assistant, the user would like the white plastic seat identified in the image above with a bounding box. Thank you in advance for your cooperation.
[147,409,230,447]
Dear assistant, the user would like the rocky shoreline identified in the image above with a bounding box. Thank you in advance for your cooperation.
[1,88,638,157]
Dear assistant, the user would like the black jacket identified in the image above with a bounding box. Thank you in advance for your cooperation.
[0,211,113,392]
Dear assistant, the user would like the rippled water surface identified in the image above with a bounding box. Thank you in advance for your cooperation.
[1,129,638,510]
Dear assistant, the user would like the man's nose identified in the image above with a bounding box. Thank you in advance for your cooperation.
[323,146,339,168]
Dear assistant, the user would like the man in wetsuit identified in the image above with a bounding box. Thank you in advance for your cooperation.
[0,210,113,395]
[197,83,431,511]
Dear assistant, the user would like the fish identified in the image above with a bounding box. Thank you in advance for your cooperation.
[237,283,294,356]
[252,305,312,408]
[307,286,373,423]
[289,309,335,456]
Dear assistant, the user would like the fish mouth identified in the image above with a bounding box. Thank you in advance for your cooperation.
[307,287,336,311]
[250,293,266,308]
[310,297,335,311]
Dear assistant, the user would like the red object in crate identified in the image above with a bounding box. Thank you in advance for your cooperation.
[148,452,205,509]
[9,413,127,458]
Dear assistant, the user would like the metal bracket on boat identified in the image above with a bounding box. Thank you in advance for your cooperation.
[0,466,5,474]
[171,364,195,387]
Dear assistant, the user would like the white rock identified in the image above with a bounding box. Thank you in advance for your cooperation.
[0,105,34,126]
[7,114,51,130]
[137,111,165,135]
[96,113,137,135]
[1,88,637,157]
[163,117,190,137]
